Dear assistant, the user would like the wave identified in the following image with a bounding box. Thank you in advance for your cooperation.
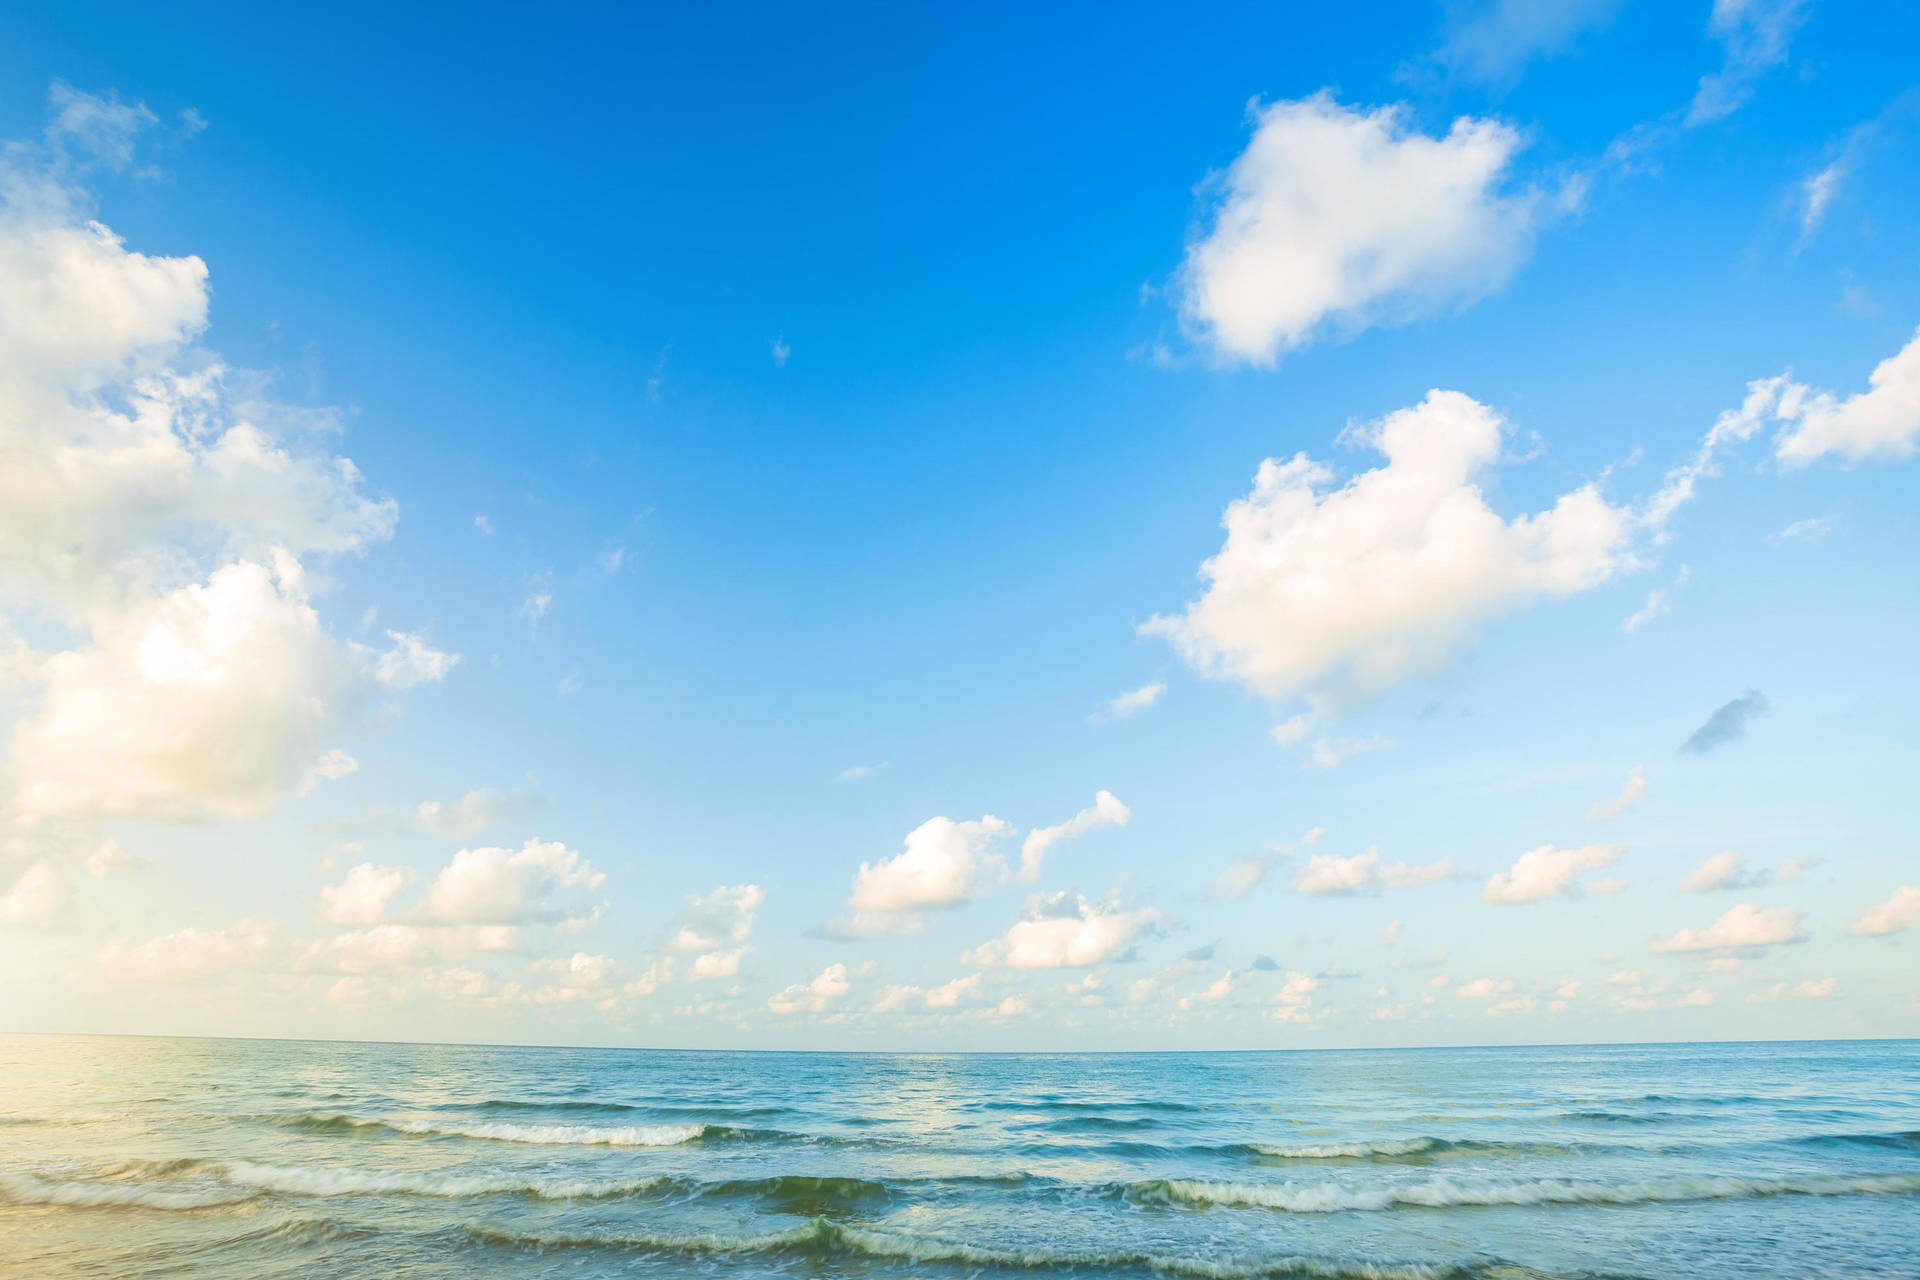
[264,1111,706,1146]
[1794,1130,1920,1153]
[0,1171,257,1211]
[468,1217,1476,1279]
[425,1098,791,1120]
[219,1160,677,1200]
[1124,1171,1920,1213]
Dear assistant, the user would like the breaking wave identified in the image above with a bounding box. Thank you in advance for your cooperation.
[1124,1171,1920,1212]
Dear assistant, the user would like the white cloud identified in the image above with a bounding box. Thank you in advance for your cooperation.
[1768,516,1833,547]
[1307,734,1393,769]
[1099,681,1165,720]
[1019,790,1129,881]
[1178,95,1548,363]
[1652,902,1804,953]
[1208,826,1323,901]
[1851,885,1920,937]
[965,892,1161,969]
[1145,391,1633,731]
[836,762,887,782]
[1482,843,1620,904]
[82,840,147,878]
[848,815,1012,914]
[767,962,853,1015]
[1681,850,1768,893]
[1622,587,1670,633]
[1296,847,1451,895]
[473,515,493,535]
[0,88,434,830]
[413,787,539,839]
[1586,764,1647,823]
[372,631,459,689]
[770,337,790,368]
[1798,157,1846,238]
[1432,0,1623,83]
[319,862,416,925]
[0,859,71,926]
[1687,0,1807,127]
[419,838,605,925]
[299,922,516,975]
[666,883,764,980]
[1381,918,1402,944]
[13,556,364,822]
[1773,327,1920,466]
[1268,970,1320,1022]
[103,919,279,983]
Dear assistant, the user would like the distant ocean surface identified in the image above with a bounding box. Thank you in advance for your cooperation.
[2,1036,1916,1279]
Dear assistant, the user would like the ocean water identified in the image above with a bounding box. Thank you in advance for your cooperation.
[1,1036,1916,1279]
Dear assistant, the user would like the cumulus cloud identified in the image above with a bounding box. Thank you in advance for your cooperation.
[0,85,442,831]
[1482,843,1620,904]
[1268,970,1320,1023]
[1851,885,1920,937]
[1771,327,1920,466]
[666,883,764,978]
[1687,0,1807,127]
[1296,847,1451,895]
[319,862,416,925]
[0,859,71,926]
[102,919,279,983]
[1145,391,1633,734]
[1178,95,1551,363]
[848,815,1013,915]
[1651,902,1804,953]
[1681,850,1769,893]
[1586,764,1647,823]
[1209,826,1324,900]
[1681,689,1769,755]
[874,972,986,1014]
[1019,790,1129,882]
[767,962,854,1015]
[419,838,604,925]
[965,892,1162,969]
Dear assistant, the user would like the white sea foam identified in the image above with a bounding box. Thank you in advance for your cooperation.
[220,1161,671,1199]
[0,1171,257,1211]
[294,1113,707,1146]
[1135,1171,1920,1212]
[1253,1138,1442,1159]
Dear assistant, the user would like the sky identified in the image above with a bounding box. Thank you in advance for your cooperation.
[0,0,1916,1051]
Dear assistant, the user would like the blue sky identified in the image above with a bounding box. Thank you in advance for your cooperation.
[0,0,1916,1048]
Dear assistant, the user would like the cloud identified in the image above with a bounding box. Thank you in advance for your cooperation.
[1586,764,1647,823]
[102,919,279,983]
[1652,902,1804,953]
[767,962,854,1015]
[1098,681,1165,721]
[0,859,71,926]
[875,972,986,1013]
[1019,790,1129,882]
[965,892,1162,969]
[1681,689,1769,755]
[319,862,416,925]
[1772,327,1920,466]
[1687,0,1807,127]
[1482,843,1620,904]
[1306,734,1394,769]
[372,631,459,689]
[0,87,433,829]
[837,762,887,782]
[848,815,1012,915]
[666,883,764,978]
[1431,0,1623,84]
[1794,91,1920,243]
[419,838,605,925]
[1622,586,1671,633]
[1178,95,1551,363]
[1145,391,1633,732]
[770,337,790,368]
[1681,850,1769,893]
[1768,516,1833,547]
[1296,847,1451,895]
[413,787,541,839]
[299,922,517,975]
[1268,970,1320,1023]
[13,557,365,822]
[1851,885,1920,937]
[1209,826,1324,900]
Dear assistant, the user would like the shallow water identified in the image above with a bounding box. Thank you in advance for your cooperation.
[1,1035,1916,1278]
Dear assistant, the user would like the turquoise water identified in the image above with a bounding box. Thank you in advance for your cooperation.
[1,1036,1916,1278]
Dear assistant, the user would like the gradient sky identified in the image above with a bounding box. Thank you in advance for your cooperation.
[1,0,1916,1050]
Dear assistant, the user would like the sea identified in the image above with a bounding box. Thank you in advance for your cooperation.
[1,1034,1916,1278]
